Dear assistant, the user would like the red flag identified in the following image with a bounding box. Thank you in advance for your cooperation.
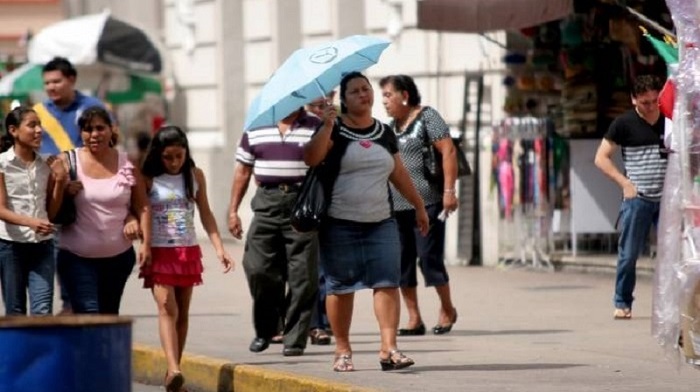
[659,78,675,119]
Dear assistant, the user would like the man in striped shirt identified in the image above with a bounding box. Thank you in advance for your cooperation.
[228,108,320,356]
[594,75,667,320]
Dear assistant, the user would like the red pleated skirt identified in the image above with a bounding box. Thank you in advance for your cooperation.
[139,245,203,288]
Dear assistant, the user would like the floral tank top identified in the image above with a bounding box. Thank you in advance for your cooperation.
[150,173,198,248]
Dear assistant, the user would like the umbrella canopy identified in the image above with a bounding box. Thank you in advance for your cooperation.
[28,11,162,73]
[0,63,162,103]
[244,35,390,131]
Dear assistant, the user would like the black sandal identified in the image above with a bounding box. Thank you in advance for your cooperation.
[379,349,415,371]
[164,371,185,392]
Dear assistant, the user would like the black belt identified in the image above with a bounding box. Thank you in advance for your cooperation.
[259,183,301,193]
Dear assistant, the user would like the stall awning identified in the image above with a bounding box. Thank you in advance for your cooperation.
[417,0,574,33]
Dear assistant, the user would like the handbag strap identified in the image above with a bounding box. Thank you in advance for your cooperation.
[65,149,77,181]
[418,108,431,148]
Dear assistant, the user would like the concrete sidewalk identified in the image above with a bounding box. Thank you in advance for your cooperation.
[121,242,700,392]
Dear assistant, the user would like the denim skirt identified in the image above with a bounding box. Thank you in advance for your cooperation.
[319,217,401,295]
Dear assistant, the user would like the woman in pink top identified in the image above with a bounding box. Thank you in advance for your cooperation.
[56,106,151,314]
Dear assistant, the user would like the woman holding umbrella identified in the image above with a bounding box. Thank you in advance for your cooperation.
[304,72,429,372]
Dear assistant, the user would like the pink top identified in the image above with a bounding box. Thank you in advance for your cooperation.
[59,151,136,258]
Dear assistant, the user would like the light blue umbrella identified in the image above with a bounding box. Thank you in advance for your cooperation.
[244,35,391,131]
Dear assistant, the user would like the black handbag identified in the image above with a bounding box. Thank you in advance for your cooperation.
[290,166,326,232]
[421,119,471,181]
[454,138,472,177]
[51,149,77,226]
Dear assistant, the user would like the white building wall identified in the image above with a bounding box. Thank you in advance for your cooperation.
[95,0,504,265]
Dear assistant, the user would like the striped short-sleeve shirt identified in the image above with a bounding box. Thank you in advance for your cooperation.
[236,112,321,185]
[604,110,667,200]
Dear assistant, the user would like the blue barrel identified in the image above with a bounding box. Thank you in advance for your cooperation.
[0,315,132,392]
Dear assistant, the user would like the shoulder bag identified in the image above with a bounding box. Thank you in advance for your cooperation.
[421,119,471,181]
[51,149,78,226]
[290,165,326,232]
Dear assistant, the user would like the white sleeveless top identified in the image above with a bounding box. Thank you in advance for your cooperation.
[150,173,198,248]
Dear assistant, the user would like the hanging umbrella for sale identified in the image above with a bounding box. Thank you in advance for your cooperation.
[28,10,162,73]
[244,35,391,131]
[0,63,162,102]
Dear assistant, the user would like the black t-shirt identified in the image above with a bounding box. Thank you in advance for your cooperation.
[604,110,667,199]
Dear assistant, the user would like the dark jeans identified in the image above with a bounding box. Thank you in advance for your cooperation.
[309,262,329,330]
[0,239,55,315]
[57,248,136,314]
[614,197,660,309]
[396,203,449,288]
[243,187,318,349]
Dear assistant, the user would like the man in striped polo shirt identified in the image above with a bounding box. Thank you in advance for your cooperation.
[228,108,320,356]
[595,75,667,320]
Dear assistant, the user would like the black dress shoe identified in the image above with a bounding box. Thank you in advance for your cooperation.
[249,337,270,353]
[397,323,426,336]
[283,346,304,357]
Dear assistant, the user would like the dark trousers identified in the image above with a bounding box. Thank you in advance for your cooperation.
[396,203,449,287]
[243,187,318,349]
[57,248,135,315]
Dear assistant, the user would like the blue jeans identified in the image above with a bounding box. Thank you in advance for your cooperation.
[615,197,659,309]
[53,234,71,311]
[57,248,135,314]
[0,239,55,315]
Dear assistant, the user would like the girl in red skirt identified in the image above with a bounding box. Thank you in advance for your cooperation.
[140,126,234,392]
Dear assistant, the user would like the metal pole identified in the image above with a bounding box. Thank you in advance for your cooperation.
[469,76,484,266]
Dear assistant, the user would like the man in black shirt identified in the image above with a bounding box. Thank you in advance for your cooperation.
[594,75,667,320]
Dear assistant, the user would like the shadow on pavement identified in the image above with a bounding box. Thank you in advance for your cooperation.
[130,313,240,319]
[519,285,595,291]
[406,363,585,372]
[449,329,571,337]
[297,348,457,357]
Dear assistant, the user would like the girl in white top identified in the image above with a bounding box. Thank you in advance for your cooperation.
[139,125,234,392]
[0,106,67,315]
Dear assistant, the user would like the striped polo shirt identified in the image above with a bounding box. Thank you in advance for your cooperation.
[236,111,321,185]
[605,109,667,200]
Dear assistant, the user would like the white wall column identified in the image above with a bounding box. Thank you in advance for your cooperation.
[208,0,245,233]
[272,0,302,63]
[333,0,365,38]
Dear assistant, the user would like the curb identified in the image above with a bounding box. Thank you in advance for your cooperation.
[552,255,654,277]
[133,344,377,392]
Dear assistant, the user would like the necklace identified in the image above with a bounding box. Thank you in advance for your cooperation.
[395,107,421,133]
[339,120,383,141]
